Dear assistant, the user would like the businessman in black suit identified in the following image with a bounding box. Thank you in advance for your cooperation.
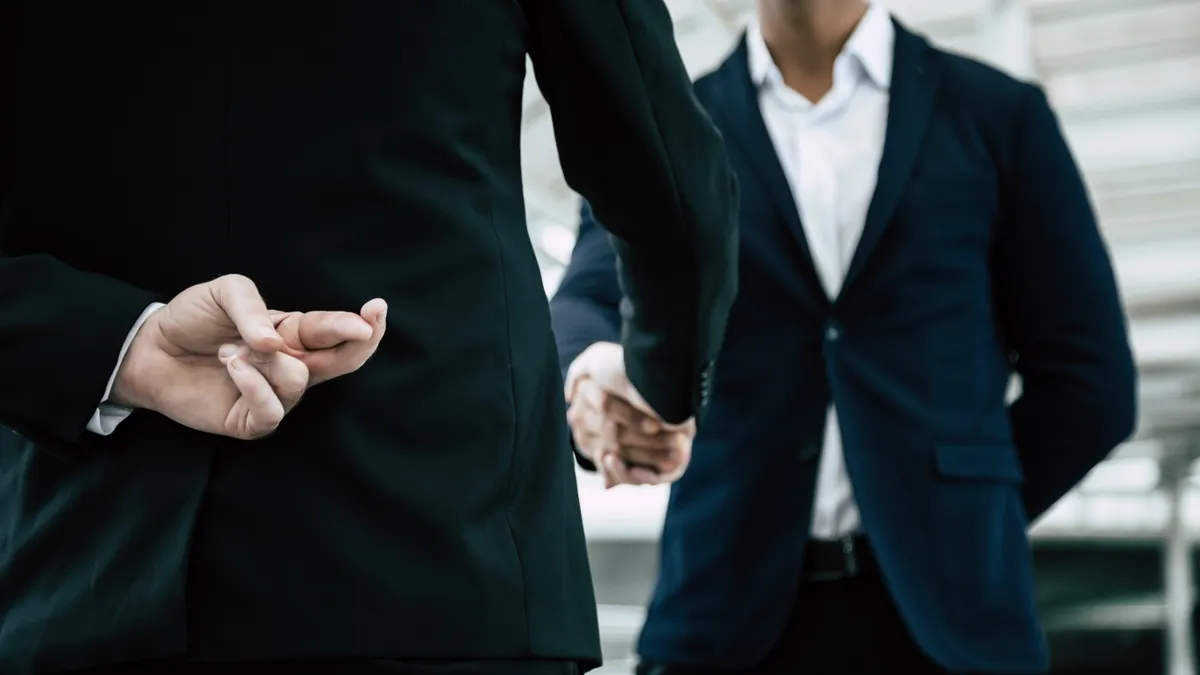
[0,2,737,674]
[553,1,1136,673]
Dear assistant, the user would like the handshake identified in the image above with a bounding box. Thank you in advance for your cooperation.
[111,274,387,440]
[564,342,695,488]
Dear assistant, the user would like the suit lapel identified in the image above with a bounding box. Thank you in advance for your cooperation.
[715,40,830,310]
[841,23,942,295]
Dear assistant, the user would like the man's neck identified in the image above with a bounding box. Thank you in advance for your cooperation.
[756,0,870,96]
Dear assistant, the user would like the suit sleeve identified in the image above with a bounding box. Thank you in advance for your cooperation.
[993,86,1138,521]
[0,255,160,443]
[1,11,160,444]
[549,203,623,472]
[525,0,739,425]
[549,201,623,381]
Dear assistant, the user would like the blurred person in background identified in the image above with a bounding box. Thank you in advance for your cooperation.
[0,2,738,674]
[552,0,1136,673]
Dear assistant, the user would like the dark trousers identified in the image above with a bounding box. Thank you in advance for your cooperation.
[74,659,579,675]
[637,572,952,675]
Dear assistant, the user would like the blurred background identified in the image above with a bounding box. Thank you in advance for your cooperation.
[520,1,1200,673]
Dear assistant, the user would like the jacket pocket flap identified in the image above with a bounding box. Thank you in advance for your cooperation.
[934,443,1024,482]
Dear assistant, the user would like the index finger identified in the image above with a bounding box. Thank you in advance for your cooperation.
[298,298,387,385]
[294,311,374,349]
[212,274,285,353]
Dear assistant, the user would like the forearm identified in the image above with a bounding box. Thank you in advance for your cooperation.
[0,254,160,441]
[550,206,625,379]
[527,0,738,425]
[549,296,620,380]
[993,85,1138,521]
[606,114,739,424]
[1014,361,1137,522]
[86,302,166,436]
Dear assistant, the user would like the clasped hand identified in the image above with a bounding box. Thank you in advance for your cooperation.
[565,342,695,488]
[112,274,386,439]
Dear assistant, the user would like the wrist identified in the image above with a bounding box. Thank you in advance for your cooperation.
[110,309,165,411]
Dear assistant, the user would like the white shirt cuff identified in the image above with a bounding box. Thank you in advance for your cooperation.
[86,302,166,436]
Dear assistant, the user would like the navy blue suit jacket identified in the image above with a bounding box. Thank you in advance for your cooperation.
[550,21,1137,674]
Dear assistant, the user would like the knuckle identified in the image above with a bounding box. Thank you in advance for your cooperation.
[279,379,307,398]
[275,359,310,394]
[278,378,308,399]
[257,410,285,432]
[576,379,599,399]
[274,312,301,331]
[220,273,253,288]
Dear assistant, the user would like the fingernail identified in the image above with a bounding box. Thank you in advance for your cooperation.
[228,356,247,372]
[378,306,388,323]
[218,344,239,361]
[642,419,659,433]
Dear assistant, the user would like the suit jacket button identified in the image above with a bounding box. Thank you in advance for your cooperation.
[824,323,841,342]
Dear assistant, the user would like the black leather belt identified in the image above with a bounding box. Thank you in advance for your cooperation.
[802,534,877,582]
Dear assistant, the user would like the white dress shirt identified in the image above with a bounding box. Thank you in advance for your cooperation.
[746,4,894,539]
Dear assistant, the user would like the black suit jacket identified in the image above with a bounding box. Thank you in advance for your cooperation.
[0,3,738,673]
[551,24,1136,672]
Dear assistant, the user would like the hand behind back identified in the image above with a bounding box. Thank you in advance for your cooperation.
[112,274,386,439]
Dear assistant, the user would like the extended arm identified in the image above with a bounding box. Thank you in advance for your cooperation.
[550,203,623,472]
[526,0,738,425]
[549,202,622,379]
[993,86,1138,521]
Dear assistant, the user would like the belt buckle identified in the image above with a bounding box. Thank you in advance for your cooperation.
[840,535,858,577]
[806,535,861,582]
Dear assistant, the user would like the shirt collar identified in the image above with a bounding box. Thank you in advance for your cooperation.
[746,3,894,92]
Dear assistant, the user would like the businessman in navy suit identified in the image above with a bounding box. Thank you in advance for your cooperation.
[551,1,1136,673]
